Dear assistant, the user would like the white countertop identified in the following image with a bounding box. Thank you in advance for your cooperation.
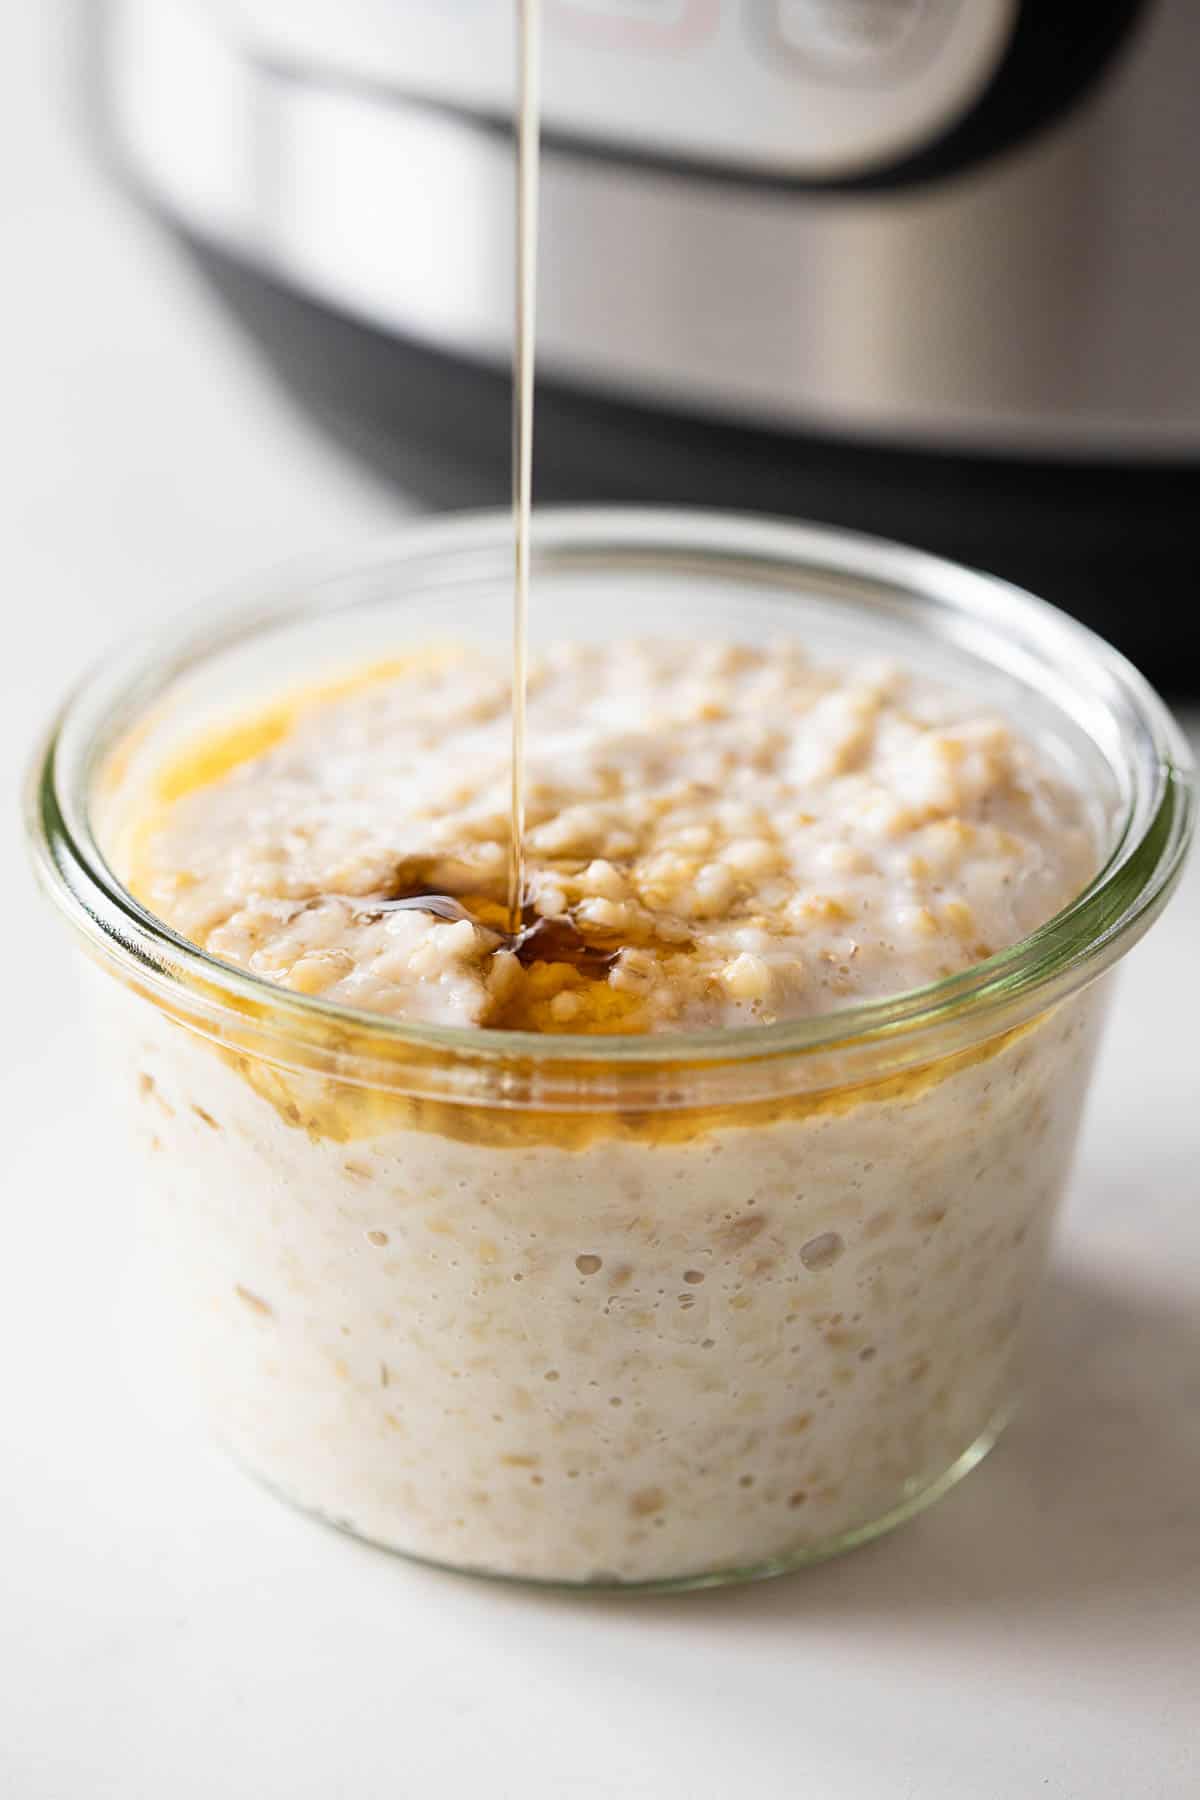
[3,10,1198,1798]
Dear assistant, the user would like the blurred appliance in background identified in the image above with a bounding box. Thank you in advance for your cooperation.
[94,0,1198,683]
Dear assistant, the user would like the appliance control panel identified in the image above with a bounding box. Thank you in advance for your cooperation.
[218,0,1019,180]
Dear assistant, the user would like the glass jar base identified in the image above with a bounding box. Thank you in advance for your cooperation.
[231,1405,1012,1596]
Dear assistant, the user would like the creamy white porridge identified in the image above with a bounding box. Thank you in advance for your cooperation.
[103,638,1105,1583]
[131,640,1097,1032]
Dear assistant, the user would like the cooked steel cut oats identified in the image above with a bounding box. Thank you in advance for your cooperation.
[133,640,1097,1031]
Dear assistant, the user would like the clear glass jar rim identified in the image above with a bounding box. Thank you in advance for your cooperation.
[27,506,1195,1073]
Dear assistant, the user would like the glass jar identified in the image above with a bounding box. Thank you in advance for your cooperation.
[27,509,1193,1590]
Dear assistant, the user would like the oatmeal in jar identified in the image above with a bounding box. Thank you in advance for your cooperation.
[95,635,1109,1584]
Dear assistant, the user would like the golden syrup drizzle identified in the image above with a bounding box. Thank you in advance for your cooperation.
[508,0,542,934]
[122,7,653,1033]
[336,886,620,977]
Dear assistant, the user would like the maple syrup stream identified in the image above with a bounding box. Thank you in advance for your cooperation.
[337,8,620,981]
[508,0,540,937]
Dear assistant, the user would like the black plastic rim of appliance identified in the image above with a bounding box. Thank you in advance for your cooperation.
[251,0,1150,194]
[174,228,1198,692]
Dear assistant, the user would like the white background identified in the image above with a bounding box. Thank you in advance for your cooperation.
[3,7,1198,1798]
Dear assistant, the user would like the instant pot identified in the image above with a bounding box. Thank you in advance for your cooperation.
[93,0,1198,682]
